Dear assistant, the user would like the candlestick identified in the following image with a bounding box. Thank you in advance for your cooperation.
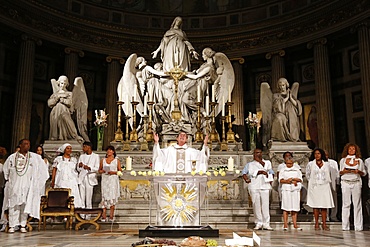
[114,101,124,142]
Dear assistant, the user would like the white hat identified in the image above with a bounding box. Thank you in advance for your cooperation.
[57,143,72,153]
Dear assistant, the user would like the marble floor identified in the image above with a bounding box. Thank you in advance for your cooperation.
[1,226,369,247]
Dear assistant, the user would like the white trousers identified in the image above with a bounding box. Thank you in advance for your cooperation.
[79,177,94,209]
[249,189,270,227]
[341,182,363,231]
[9,204,28,228]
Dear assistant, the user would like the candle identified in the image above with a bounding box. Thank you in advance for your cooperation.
[126,156,132,171]
[134,86,137,101]
[205,95,209,116]
[228,156,234,172]
[95,110,98,119]
[144,94,148,115]
[125,95,129,114]
[228,85,231,102]
[222,96,225,116]
[212,85,215,102]
[197,84,201,102]
[148,84,153,102]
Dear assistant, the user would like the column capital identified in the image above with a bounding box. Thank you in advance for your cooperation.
[307,38,327,49]
[106,56,125,64]
[350,20,370,33]
[64,47,85,57]
[265,50,285,60]
[20,33,42,46]
[230,57,245,64]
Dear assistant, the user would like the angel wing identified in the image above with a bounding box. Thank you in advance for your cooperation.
[51,78,59,94]
[117,53,143,129]
[213,52,235,116]
[260,82,273,147]
[72,77,90,142]
[291,82,299,99]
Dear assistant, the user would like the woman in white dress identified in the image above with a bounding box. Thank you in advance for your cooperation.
[306,148,334,230]
[339,143,366,231]
[279,157,302,231]
[98,146,122,222]
[51,143,83,208]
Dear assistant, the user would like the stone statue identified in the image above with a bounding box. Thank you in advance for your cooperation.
[151,16,199,72]
[261,78,302,146]
[48,75,89,142]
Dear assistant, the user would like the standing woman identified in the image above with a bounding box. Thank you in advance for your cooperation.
[51,143,83,208]
[306,148,334,230]
[99,146,122,222]
[339,143,366,231]
[36,145,51,194]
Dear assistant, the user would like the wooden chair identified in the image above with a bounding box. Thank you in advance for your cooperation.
[39,188,75,230]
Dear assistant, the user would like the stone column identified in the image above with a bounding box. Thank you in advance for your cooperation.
[307,38,336,157]
[11,34,42,149]
[265,50,286,93]
[231,58,246,149]
[105,56,125,146]
[356,22,370,151]
[64,47,84,90]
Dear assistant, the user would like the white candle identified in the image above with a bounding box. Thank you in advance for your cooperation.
[125,95,129,114]
[205,95,209,116]
[222,96,225,116]
[148,84,153,102]
[134,86,137,101]
[126,156,132,171]
[197,84,201,102]
[144,94,148,115]
[228,85,231,102]
[212,85,215,102]
[228,157,234,172]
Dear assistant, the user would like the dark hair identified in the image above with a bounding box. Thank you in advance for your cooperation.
[283,151,293,159]
[341,143,362,159]
[36,145,45,159]
[83,142,93,148]
[309,148,328,162]
[106,145,116,158]
[18,139,29,145]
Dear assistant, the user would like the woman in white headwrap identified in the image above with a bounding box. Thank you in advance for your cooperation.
[51,143,82,208]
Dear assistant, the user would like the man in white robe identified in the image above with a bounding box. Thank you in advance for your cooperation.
[77,142,100,219]
[3,139,49,233]
[248,148,274,231]
[153,132,209,173]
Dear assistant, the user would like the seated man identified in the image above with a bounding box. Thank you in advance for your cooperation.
[152,132,209,173]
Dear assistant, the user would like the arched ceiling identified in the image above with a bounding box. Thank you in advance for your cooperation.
[0,0,369,58]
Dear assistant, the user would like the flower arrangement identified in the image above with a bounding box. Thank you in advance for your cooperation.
[245,112,260,131]
[94,109,108,128]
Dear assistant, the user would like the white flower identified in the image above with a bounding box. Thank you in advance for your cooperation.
[147,171,152,176]
[130,171,136,176]
[198,170,204,175]
[235,170,241,174]
[206,171,211,176]
[191,171,196,176]
[117,171,123,176]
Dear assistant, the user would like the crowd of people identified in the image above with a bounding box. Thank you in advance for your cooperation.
[242,143,370,231]
[0,137,369,233]
[0,140,122,233]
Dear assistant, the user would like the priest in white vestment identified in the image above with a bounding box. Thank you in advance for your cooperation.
[152,132,209,173]
[3,139,49,233]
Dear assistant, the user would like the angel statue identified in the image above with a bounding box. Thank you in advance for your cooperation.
[47,75,89,142]
[185,47,235,119]
[260,78,302,146]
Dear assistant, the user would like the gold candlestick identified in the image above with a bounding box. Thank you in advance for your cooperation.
[146,101,154,142]
[130,101,139,142]
[210,102,219,142]
[226,102,235,143]
[114,101,124,142]
[141,115,149,151]
[195,102,204,142]
[123,115,131,151]
[165,65,186,121]
[220,115,228,151]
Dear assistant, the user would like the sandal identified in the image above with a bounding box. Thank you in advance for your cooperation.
[314,226,320,230]
[323,226,330,231]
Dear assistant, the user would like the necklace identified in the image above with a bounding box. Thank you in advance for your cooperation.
[15,152,30,176]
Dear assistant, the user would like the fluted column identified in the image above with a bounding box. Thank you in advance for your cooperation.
[356,22,370,151]
[231,58,246,148]
[11,34,42,149]
[105,56,125,146]
[307,38,336,156]
[265,50,286,93]
[64,47,84,89]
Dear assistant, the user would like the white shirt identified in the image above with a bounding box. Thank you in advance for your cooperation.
[248,159,273,190]
[153,143,209,173]
[77,152,100,185]
[339,156,366,181]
